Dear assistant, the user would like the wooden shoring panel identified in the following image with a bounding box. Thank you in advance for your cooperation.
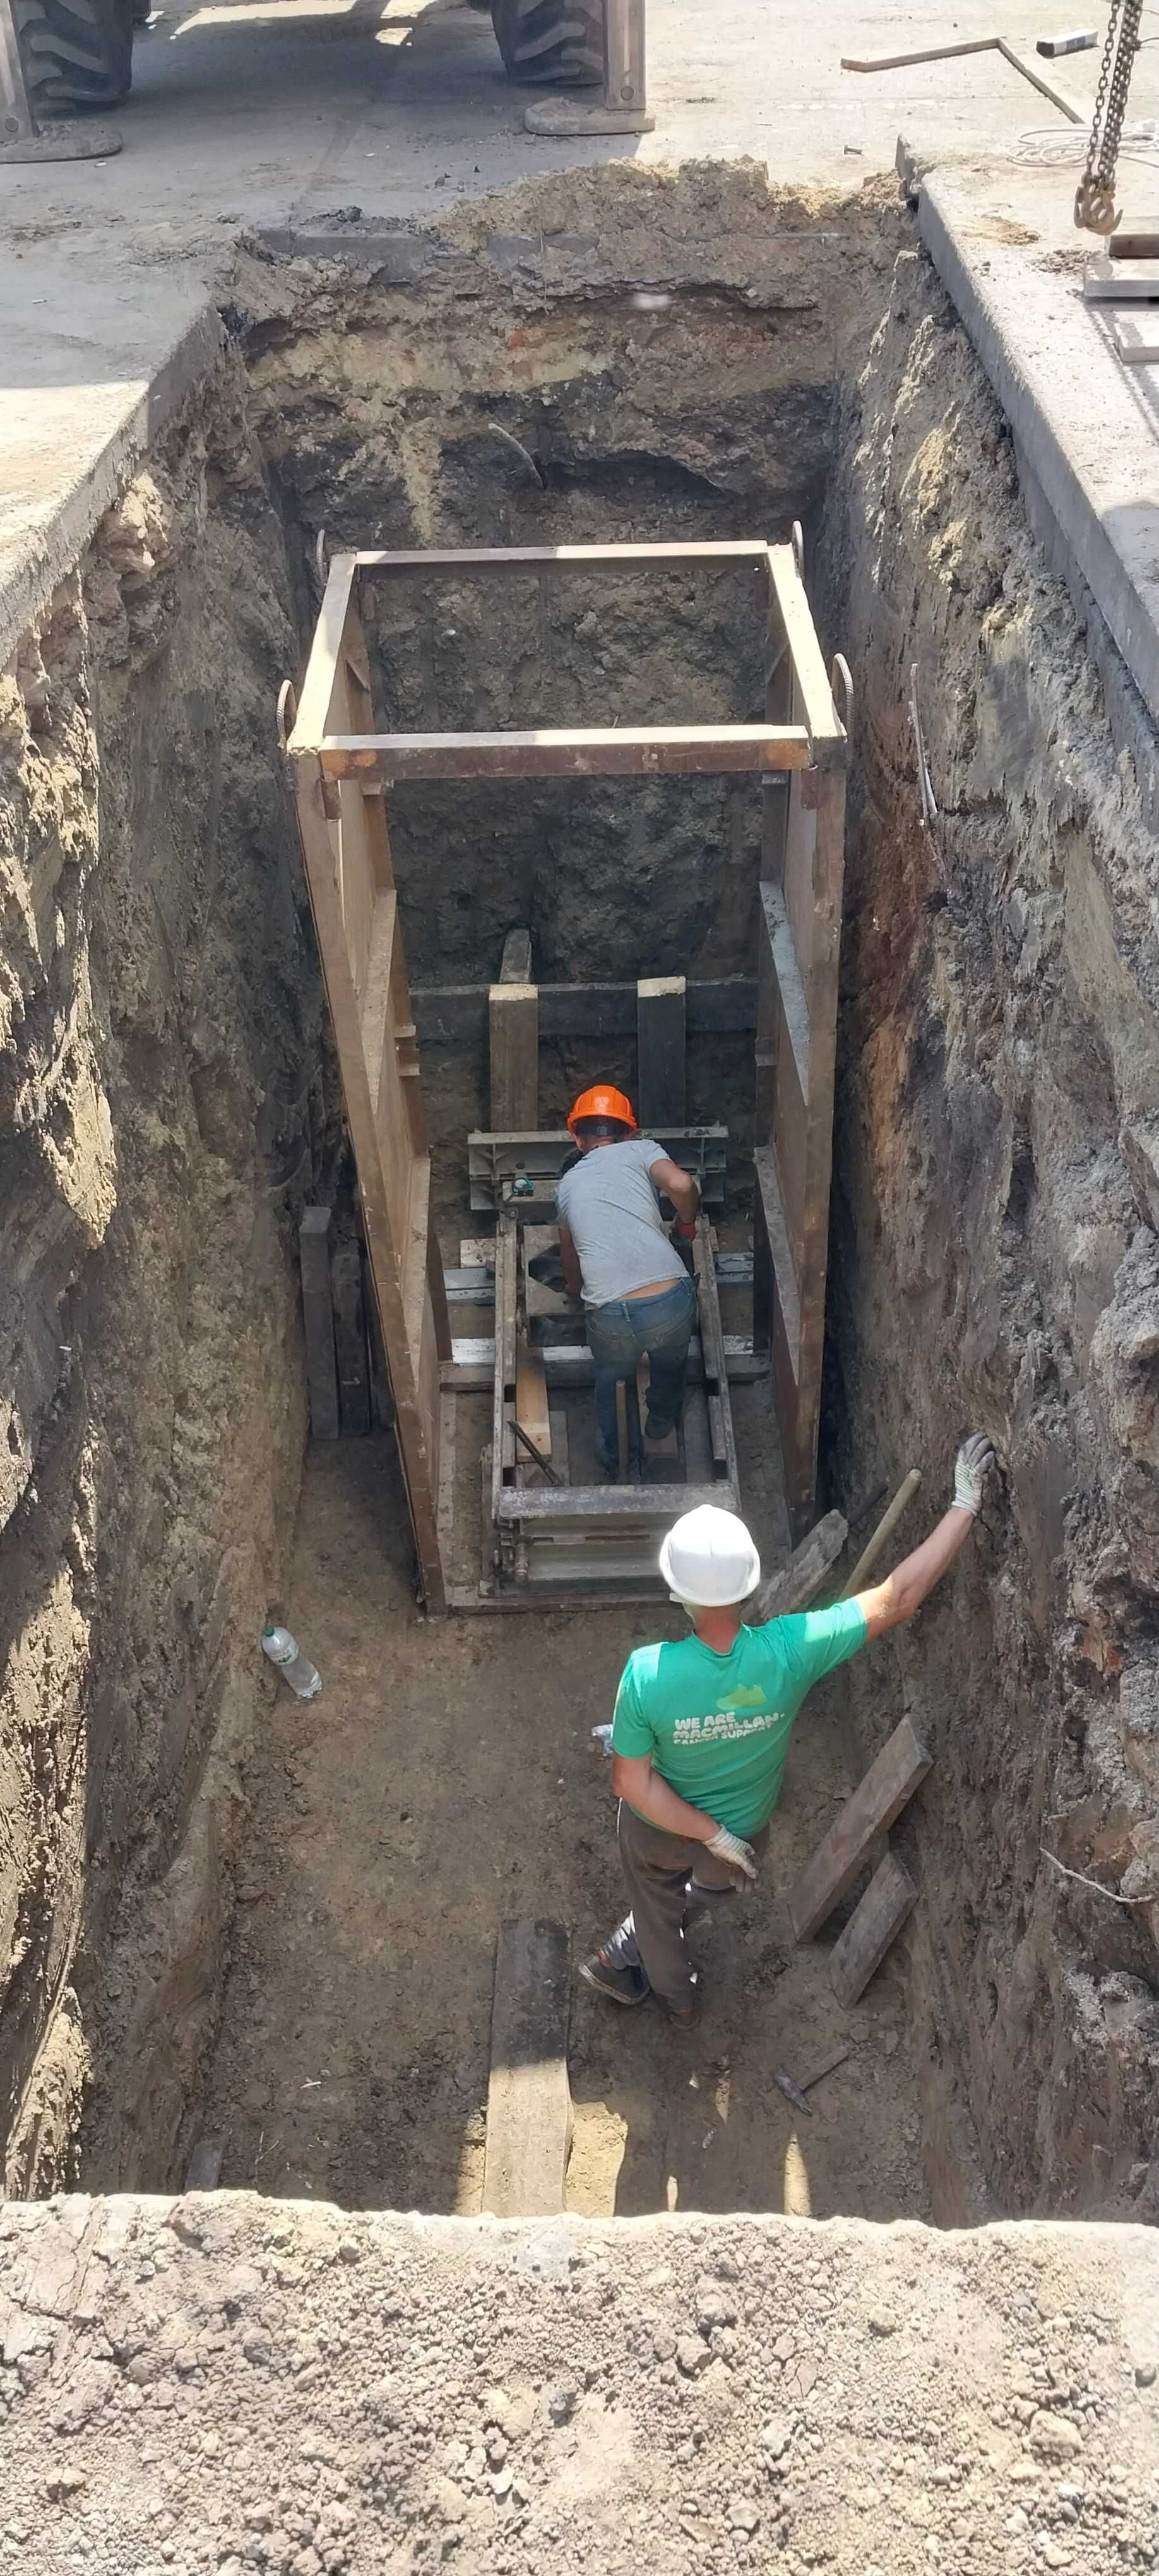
[289,734,447,1613]
[754,542,849,1542]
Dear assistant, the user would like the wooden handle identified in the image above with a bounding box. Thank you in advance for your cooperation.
[841,1469,922,1597]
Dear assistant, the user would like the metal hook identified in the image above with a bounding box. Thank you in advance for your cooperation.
[831,652,853,739]
[276,679,298,751]
[791,520,805,580]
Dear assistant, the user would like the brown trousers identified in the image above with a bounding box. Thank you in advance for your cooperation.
[608,1801,771,2007]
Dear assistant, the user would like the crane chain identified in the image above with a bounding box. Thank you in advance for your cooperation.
[1076,0,1144,232]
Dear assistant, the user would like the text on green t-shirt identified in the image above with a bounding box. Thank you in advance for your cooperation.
[610,1603,869,1838]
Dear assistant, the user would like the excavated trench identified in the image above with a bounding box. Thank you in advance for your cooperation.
[3,164,1158,2231]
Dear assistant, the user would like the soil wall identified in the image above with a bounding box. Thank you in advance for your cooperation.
[823,248,1159,2222]
[0,361,324,2192]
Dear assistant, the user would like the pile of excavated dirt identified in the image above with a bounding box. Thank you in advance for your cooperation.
[3,2191,1158,2575]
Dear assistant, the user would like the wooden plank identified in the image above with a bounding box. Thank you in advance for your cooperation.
[766,546,846,765]
[355,541,772,576]
[489,981,538,1130]
[299,1206,340,1443]
[516,1343,552,1458]
[481,1919,573,2219]
[319,725,812,783]
[499,927,533,982]
[637,975,687,1128]
[288,553,358,749]
[412,977,756,1046]
[829,1852,918,2007]
[290,749,446,1613]
[549,1405,570,1489]
[747,1508,848,1626]
[788,1719,932,1942]
[331,1241,371,1438]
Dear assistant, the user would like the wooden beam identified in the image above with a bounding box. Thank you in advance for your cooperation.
[299,1206,340,1442]
[355,541,773,578]
[829,1852,918,2007]
[637,975,687,1128]
[412,977,757,1047]
[288,553,358,749]
[767,545,845,766]
[481,1920,573,2218]
[318,725,812,784]
[788,1718,932,1942]
[747,1508,848,1626]
[489,981,538,1130]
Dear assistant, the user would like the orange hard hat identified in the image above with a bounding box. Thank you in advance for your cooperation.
[567,1085,638,1137]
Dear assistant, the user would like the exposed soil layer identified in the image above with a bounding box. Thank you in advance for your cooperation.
[819,249,1159,2225]
[4,2191,1159,2576]
[0,366,330,2193]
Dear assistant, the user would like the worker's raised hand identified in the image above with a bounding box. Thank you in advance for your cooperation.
[705,1825,759,1885]
[952,1433,996,1516]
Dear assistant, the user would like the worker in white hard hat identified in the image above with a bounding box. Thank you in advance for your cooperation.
[580,1436,996,2027]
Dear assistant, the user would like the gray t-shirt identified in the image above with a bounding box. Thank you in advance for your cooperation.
[557,1138,687,1308]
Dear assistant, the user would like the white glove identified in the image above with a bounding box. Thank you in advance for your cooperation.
[705,1825,759,1883]
[953,1432,996,1515]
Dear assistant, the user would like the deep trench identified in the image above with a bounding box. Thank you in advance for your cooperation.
[3,167,1158,2230]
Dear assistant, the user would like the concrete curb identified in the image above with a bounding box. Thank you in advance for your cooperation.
[918,169,1159,736]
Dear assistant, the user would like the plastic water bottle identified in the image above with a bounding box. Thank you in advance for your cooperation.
[261,1623,322,1699]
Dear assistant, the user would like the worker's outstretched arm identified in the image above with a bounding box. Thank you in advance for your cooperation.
[856,1434,994,1640]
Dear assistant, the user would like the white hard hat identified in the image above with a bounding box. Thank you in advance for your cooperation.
[658,1505,761,1608]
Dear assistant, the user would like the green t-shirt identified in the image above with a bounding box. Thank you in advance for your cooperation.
[610,1602,869,1837]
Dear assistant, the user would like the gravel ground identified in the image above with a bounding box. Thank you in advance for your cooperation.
[3,2192,1158,2574]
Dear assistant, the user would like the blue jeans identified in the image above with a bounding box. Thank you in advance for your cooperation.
[585,1274,698,1473]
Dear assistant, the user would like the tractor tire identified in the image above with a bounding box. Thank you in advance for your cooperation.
[13,0,134,110]
[490,0,603,87]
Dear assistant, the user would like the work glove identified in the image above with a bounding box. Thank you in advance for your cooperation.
[671,1220,697,1277]
[953,1432,996,1515]
[705,1825,759,1884]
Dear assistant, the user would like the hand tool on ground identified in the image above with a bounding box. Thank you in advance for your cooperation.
[771,2041,852,2117]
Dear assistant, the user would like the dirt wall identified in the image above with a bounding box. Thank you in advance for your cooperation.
[0,361,324,2192]
[823,249,1159,2222]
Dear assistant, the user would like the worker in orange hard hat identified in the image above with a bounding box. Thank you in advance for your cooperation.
[556,1083,701,1479]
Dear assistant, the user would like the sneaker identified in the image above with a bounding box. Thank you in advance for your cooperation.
[578,1948,651,2007]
